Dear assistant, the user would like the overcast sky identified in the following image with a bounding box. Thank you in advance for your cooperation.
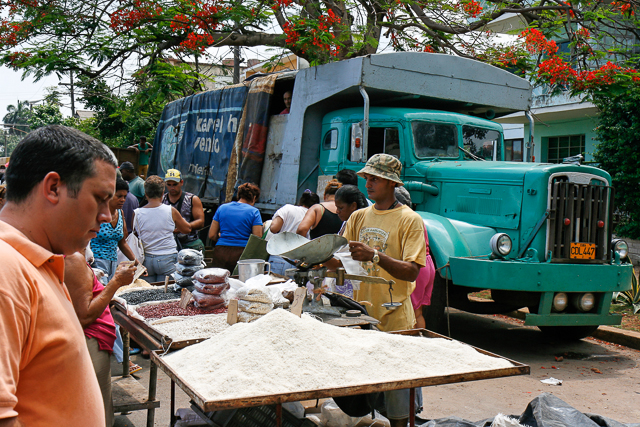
[0,66,80,121]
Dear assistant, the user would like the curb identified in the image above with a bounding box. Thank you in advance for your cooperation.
[506,308,640,351]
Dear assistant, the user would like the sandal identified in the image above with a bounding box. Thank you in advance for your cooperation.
[129,363,142,375]
[129,347,141,355]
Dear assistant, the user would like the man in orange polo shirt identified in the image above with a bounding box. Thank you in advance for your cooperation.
[0,125,115,427]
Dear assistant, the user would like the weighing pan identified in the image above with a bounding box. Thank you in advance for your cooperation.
[267,232,348,269]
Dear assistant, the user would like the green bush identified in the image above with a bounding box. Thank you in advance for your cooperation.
[592,87,640,239]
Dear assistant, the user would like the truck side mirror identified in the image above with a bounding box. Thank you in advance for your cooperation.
[351,122,365,163]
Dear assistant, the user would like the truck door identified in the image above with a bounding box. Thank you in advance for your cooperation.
[349,123,402,164]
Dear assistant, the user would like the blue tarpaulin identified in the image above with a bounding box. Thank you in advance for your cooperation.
[148,85,250,203]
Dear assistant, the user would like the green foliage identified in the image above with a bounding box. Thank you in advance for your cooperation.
[74,60,204,147]
[3,0,640,90]
[613,271,640,314]
[3,100,32,136]
[592,87,640,239]
[27,103,64,130]
[0,133,22,156]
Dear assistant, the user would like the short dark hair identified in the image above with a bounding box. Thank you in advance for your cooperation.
[115,178,129,193]
[144,175,165,199]
[238,182,260,202]
[335,169,358,186]
[140,136,147,142]
[335,185,368,210]
[298,190,319,208]
[395,187,412,207]
[5,125,117,204]
[120,161,135,171]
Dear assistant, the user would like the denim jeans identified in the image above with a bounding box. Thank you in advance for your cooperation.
[380,388,423,420]
[143,253,177,283]
[268,255,291,277]
[92,258,118,281]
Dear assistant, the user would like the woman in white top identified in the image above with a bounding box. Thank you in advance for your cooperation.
[268,190,320,276]
[133,175,191,282]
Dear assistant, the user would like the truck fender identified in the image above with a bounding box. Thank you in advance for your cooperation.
[418,212,496,279]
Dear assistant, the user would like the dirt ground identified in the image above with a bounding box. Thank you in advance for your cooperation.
[113,309,640,426]
[419,310,640,423]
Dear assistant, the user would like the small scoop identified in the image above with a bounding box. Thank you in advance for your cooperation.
[383,283,401,310]
[382,302,402,310]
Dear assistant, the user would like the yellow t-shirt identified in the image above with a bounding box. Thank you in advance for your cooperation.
[343,204,426,332]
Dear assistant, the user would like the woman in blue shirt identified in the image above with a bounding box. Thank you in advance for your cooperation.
[91,178,137,280]
[209,183,263,272]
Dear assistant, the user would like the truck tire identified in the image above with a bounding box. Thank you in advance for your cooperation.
[422,275,448,335]
[537,325,599,341]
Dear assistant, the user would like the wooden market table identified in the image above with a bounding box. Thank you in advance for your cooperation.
[111,305,162,427]
[151,328,530,427]
[110,291,218,427]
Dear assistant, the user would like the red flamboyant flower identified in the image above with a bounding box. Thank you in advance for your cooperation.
[520,28,558,56]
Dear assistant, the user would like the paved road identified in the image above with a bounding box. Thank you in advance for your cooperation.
[420,310,640,424]
[114,310,640,426]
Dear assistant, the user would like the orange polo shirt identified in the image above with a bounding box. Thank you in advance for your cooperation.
[0,220,105,426]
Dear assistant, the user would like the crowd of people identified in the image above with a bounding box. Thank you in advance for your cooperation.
[0,124,435,427]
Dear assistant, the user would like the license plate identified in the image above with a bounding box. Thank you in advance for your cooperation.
[570,242,596,259]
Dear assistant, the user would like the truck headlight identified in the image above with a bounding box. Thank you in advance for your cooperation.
[552,292,568,312]
[571,293,595,312]
[490,233,512,258]
[611,239,629,259]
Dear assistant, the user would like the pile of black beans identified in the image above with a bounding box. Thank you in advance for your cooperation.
[119,288,182,305]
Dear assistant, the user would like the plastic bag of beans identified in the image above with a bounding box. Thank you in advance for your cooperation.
[191,290,225,308]
[175,262,206,277]
[235,286,272,304]
[171,272,194,288]
[237,312,263,323]
[193,268,230,284]
[238,299,273,314]
[177,249,204,265]
[193,281,230,295]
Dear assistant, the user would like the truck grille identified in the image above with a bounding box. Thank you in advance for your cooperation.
[547,181,613,262]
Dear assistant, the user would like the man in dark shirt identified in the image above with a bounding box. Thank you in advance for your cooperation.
[162,169,205,251]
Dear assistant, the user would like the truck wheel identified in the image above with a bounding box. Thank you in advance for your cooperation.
[537,325,599,341]
[422,275,448,335]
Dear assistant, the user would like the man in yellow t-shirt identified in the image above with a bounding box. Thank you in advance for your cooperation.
[339,153,426,427]
[343,153,426,332]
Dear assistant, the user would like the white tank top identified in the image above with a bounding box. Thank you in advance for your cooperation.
[134,205,176,255]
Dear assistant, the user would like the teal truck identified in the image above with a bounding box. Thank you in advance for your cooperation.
[151,52,633,338]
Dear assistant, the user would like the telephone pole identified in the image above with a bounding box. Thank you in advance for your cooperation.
[58,71,77,117]
[233,47,241,84]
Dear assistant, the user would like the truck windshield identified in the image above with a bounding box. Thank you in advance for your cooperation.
[412,121,458,158]
[462,126,501,161]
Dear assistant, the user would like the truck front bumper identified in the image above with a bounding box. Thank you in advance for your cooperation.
[448,257,633,327]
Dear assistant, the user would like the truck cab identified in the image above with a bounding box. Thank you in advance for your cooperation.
[316,106,630,339]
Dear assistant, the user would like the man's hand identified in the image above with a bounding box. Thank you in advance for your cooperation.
[348,241,375,262]
[112,263,137,288]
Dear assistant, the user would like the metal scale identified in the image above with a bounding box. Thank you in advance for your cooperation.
[266,232,401,316]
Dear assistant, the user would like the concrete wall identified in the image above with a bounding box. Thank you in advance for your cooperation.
[524,115,599,163]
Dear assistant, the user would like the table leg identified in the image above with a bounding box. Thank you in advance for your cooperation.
[123,328,130,377]
[170,380,176,426]
[276,403,282,427]
[409,388,415,427]
[146,361,158,427]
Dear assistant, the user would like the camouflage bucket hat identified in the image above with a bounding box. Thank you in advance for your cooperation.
[357,154,404,186]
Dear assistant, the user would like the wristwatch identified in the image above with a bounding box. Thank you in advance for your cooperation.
[372,249,380,264]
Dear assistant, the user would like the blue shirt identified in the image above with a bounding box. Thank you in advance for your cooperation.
[91,209,124,261]
[213,202,262,247]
